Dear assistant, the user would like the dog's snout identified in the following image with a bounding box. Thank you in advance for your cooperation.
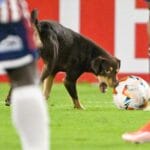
[108,78,119,88]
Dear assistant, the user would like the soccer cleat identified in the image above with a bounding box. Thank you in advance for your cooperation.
[122,131,150,143]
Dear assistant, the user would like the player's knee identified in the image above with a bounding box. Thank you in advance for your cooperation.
[7,62,40,87]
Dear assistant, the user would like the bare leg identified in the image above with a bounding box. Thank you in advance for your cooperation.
[7,62,49,150]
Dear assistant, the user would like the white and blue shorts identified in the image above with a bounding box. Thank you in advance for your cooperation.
[0,19,38,73]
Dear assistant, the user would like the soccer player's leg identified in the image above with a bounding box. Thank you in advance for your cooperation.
[122,122,150,143]
[7,61,50,150]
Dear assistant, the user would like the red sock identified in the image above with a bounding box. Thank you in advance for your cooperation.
[139,121,150,132]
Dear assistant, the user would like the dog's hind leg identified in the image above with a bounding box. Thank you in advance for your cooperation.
[42,75,54,100]
[40,64,50,82]
[64,72,84,109]
[40,64,55,100]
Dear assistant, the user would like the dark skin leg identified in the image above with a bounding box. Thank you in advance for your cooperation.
[5,61,39,106]
[7,61,38,87]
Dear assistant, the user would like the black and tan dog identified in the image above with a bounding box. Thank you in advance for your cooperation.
[6,10,120,109]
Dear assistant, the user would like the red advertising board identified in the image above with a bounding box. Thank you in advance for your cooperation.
[0,0,149,83]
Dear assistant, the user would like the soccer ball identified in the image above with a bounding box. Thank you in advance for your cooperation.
[113,76,150,110]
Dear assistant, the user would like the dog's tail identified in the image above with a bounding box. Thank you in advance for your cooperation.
[31,9,58,81]
[31,9,38,25]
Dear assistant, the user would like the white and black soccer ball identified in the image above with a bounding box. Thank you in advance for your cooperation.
[113,76,150,110]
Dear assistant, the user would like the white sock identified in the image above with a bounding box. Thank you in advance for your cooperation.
[11,85,49,150]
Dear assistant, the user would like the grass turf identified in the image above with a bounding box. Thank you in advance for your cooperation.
[0,83,150,150]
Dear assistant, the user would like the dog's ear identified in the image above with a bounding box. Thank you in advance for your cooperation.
[31,9,39,25]
[112,57,121,72]
[91,57,108,75]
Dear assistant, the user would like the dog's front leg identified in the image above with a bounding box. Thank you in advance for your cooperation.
[64,76,84,109]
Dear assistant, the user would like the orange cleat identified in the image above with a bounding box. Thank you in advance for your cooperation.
[122,121,150,143]
[122,131,150,143]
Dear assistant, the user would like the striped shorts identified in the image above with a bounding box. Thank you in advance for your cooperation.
[0,19,38,72]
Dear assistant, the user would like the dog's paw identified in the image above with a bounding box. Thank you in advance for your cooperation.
[73,101,85,110]
[74,105,85,110]
[99,82,108,93]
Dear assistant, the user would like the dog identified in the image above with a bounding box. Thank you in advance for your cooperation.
[5,10,120,109]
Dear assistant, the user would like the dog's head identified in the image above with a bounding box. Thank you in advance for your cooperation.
[91,56,120,92]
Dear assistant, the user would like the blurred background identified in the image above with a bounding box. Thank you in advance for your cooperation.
[0,0,149,82]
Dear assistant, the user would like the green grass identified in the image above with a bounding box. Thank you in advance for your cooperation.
[1,83,150,150]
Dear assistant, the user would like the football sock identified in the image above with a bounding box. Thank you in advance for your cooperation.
[139,121,150,132]
[11,85,49,150]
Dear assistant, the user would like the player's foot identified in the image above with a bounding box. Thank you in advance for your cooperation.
[122,131,150,143]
